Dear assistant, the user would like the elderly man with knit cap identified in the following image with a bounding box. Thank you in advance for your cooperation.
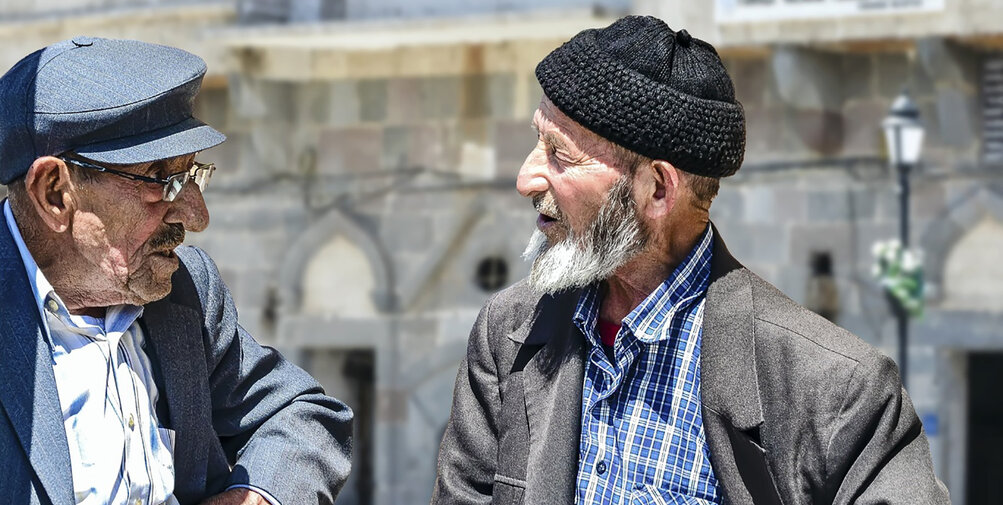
[431,16,949,505]
[0,38,352,504]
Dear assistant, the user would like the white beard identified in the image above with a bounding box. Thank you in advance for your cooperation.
[522,176,648,295]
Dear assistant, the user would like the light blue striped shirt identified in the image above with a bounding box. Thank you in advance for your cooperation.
[4,201,277,505]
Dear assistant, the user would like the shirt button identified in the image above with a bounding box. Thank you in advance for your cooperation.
[128,414,135,430]
[596,460,607,475]
[46,299,59,313]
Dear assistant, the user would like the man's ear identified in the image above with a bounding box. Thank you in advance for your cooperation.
[23,156,76,233]
[638,159,681,220]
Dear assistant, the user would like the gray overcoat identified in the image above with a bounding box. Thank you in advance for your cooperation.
[432,232,950,505]
[0,214,354,505]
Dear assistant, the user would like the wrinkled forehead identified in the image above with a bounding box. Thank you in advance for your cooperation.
[533,96,628,163]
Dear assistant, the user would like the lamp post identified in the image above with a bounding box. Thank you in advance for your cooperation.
[881,90,925,388]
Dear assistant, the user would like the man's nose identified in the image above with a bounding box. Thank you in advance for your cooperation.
[517,147,549,198]
[166,180,209,233]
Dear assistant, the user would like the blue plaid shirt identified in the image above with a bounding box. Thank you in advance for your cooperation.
[574,225,721,505]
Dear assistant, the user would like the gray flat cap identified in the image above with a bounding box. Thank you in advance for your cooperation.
[0,36,225,184]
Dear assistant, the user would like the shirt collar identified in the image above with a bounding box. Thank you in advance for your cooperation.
[3,200,143,337]
[574,224,715,345]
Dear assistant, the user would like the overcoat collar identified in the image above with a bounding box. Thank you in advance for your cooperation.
[0,207,74,505]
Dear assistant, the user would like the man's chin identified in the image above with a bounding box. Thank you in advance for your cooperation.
[128,265,177,304]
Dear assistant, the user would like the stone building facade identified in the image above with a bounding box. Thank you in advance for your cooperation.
[1,0,1002,503]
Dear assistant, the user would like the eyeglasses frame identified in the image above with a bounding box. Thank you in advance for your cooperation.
[58,155,215,202]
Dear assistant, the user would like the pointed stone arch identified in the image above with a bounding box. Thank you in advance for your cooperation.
[277,208,395,317]
[921,185,1003,306]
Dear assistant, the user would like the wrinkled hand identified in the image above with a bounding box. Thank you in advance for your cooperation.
[198,488,267,505]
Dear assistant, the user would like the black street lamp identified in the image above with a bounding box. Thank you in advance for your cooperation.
[881,90,925,388]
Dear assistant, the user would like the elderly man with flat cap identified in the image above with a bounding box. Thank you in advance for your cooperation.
[432,16,949,505]
[0,38,351,504]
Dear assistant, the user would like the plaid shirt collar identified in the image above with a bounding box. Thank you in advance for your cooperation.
[574,224,714,346]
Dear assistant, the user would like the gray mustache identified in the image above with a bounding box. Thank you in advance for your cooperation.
[148,223,185,251]
[533,195,563,221]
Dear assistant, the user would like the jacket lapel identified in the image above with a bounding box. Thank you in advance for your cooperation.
[0,214,74,505]
[701,231,782,505]
[141,265,208,503]
[510,290,584,505]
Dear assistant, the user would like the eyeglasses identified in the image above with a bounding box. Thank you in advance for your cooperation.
[59,156,215,203]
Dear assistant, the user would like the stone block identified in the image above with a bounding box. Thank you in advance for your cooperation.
[726,57,768,106]
[774,186,807,224]
[917,38,980,90]
[744,105,787,159]
[806,189,874,222]
[840,53,874,101]
[200,130,243,177]
[525,73,544,117]
[771,46,843,110]
[194,87,229,131]
[911,182,947,221]
[382,126,410,170]
[876,53,912,99]
[328,80,361,126]
[791,109,844,156]
[460,73,515,119]
[788,223,855,279]
[294,82,333,125]
[379,215,434,252]
[746,224,789,264]
[317,126,383,174]
[494,118,535,180]
[230,77,296,122]
[408,124,454,171]
[422,76,461,120]
[841,99,885,156]
[387,78,422,124]
[935,88,976,148]
[376,388,409,422]
[358,79,388,123]
[709,183,744,222]
[742,186,777,224]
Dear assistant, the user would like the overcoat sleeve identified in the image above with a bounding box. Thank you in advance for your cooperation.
[824,352,951,504]
[180,246,354,504]
[431,296,502,505]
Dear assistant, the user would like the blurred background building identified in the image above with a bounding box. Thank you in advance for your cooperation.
[1,0,1001,503]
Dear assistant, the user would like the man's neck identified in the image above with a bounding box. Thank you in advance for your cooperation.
[599,217,709,323]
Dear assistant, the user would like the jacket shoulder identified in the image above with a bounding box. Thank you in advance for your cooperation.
[747,272,881,367]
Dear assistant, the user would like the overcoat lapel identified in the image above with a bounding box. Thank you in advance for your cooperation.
[701,232,783,505]
[0,215,74,505]
[141,266,209,504]
[513,291,584,505]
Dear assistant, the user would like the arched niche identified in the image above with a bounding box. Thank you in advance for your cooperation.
[941,217,1003,313]
[921,187,1003,304]
[278,208,394,316]
[302,236,378,316]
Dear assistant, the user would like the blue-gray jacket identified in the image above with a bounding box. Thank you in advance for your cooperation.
[0,221,353,504]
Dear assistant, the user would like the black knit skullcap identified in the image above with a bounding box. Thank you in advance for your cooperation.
[536,16,746,178]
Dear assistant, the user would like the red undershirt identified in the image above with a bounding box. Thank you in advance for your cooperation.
[598,319,621,348]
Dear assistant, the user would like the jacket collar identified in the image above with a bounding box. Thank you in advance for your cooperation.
[0,201,74,505]
[700,227,765,431]
[141,261,209,502]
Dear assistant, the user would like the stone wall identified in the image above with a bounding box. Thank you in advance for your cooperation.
[2,4,1002,502]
